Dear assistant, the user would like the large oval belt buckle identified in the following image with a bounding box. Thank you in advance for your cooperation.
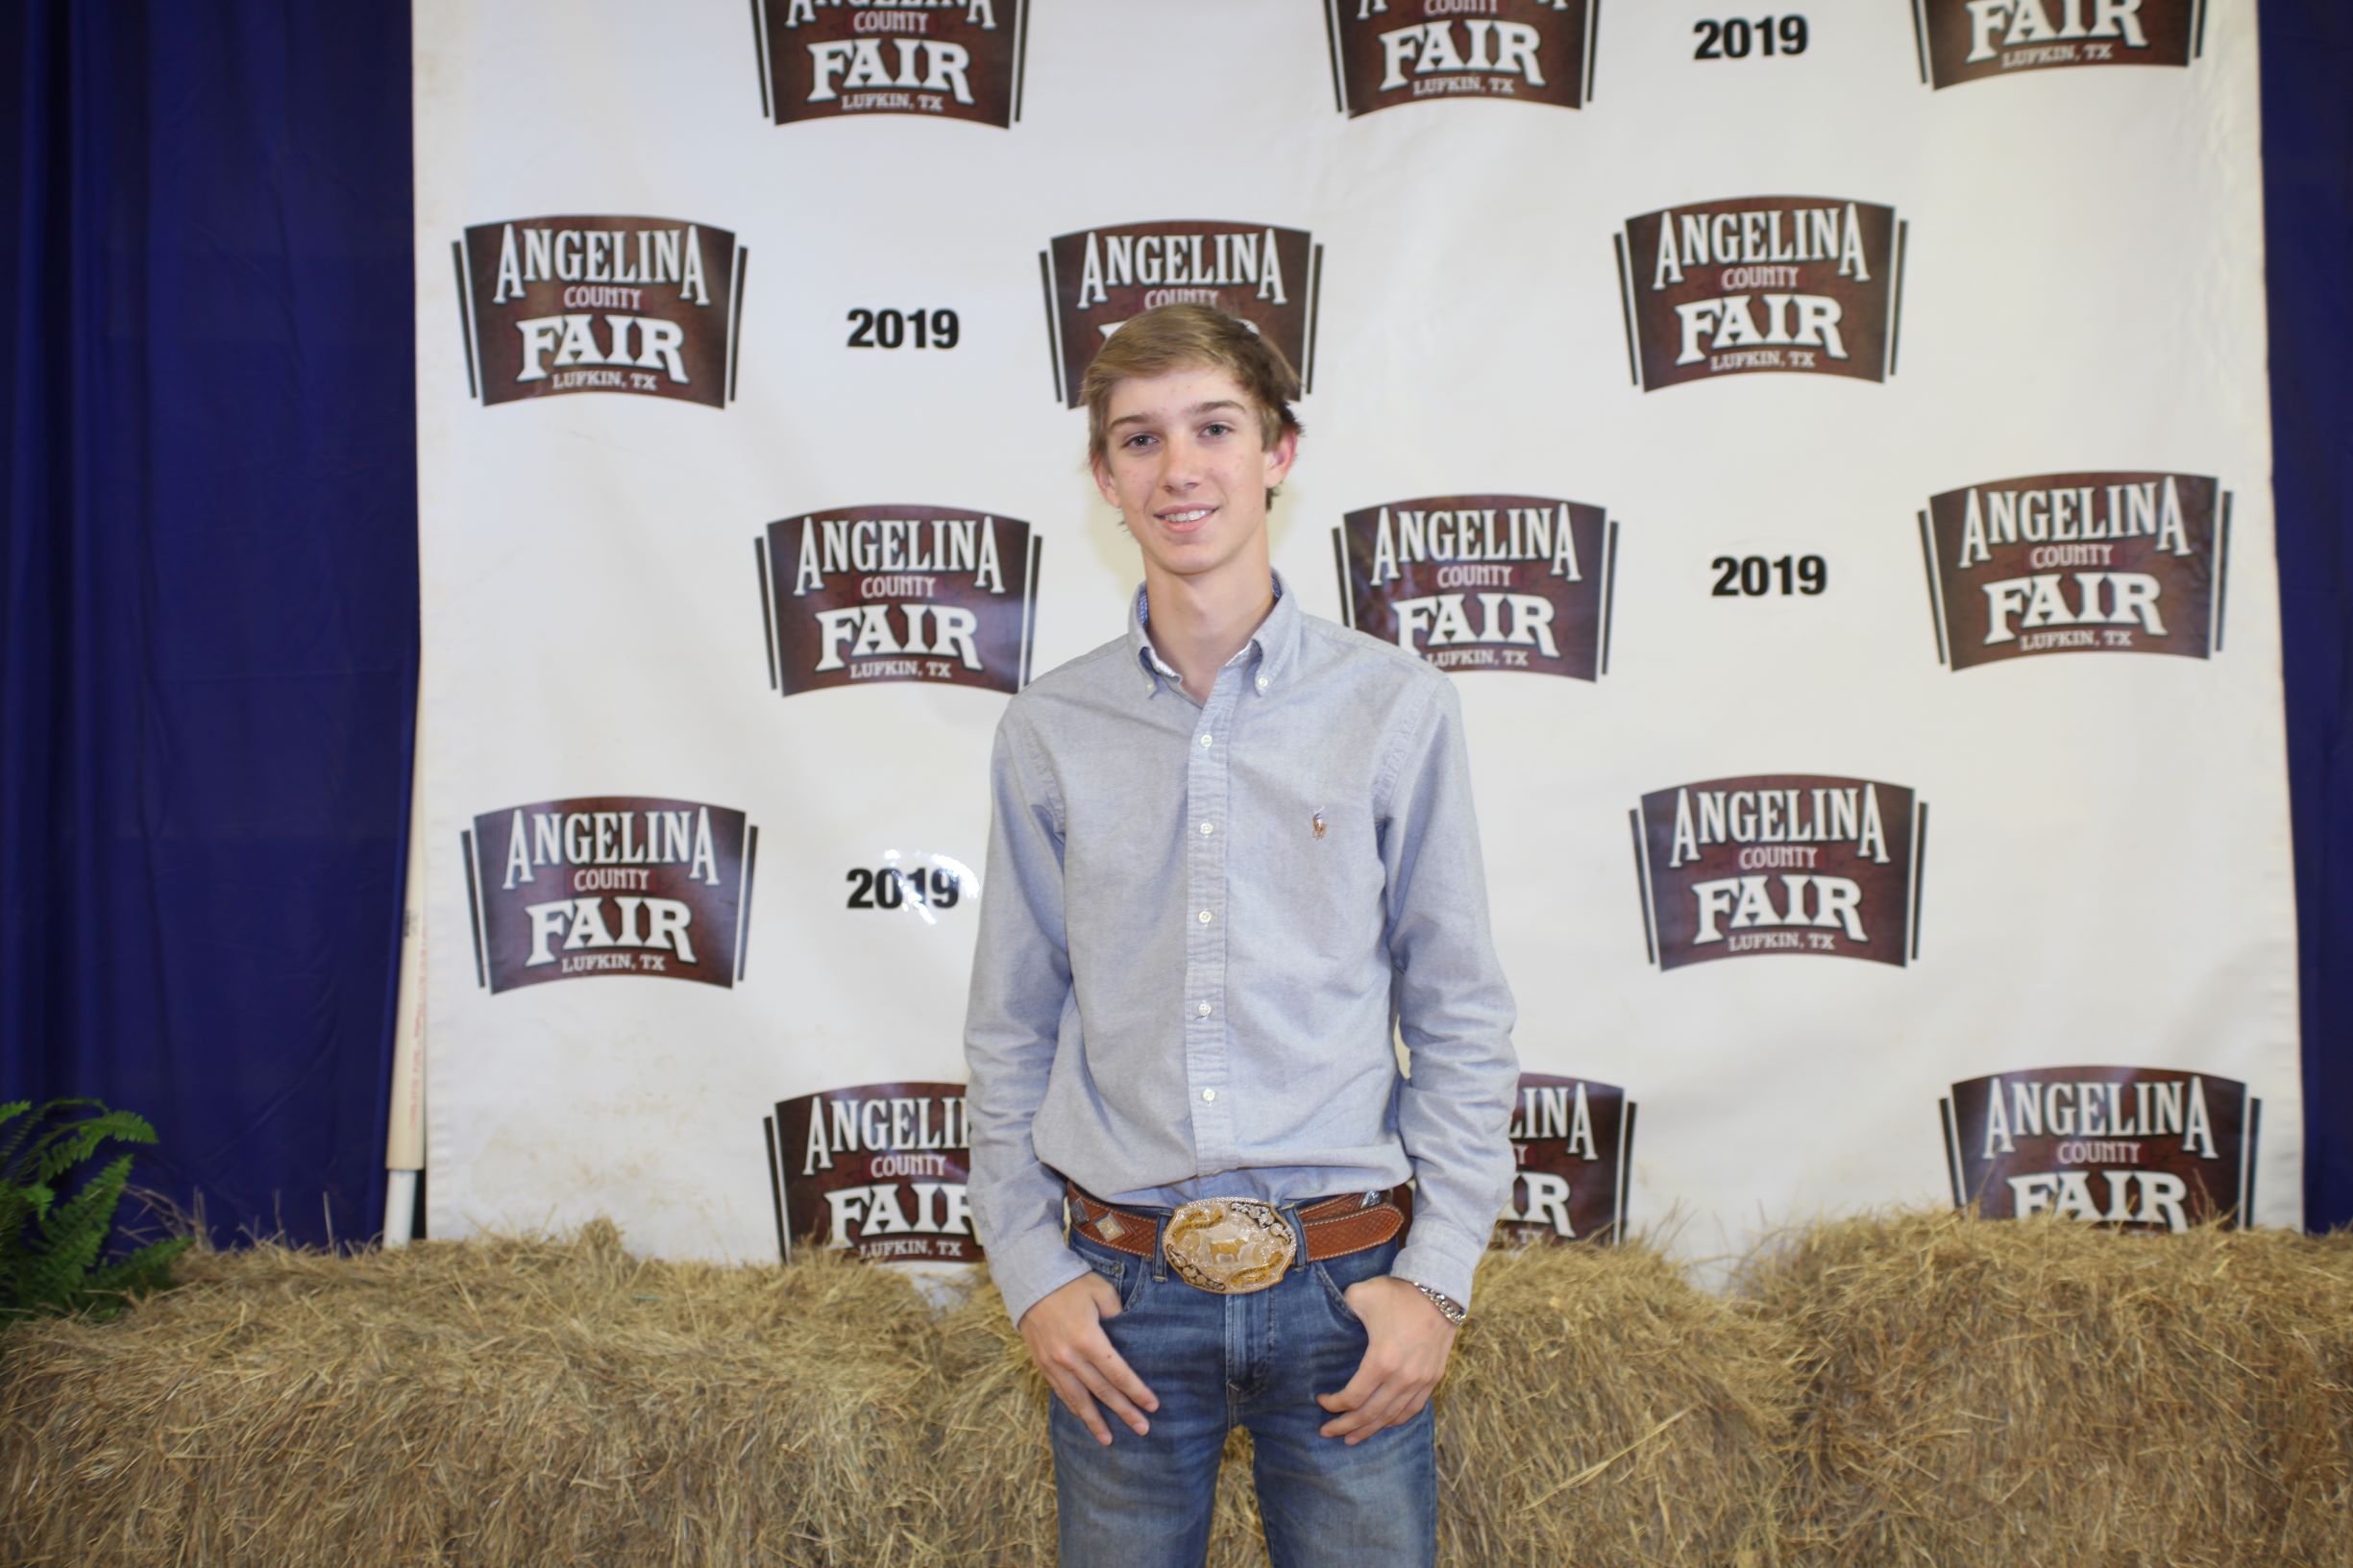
[1164,1197,1295,1294]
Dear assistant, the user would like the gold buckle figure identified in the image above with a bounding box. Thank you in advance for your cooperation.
[1163,1197,1296,1294]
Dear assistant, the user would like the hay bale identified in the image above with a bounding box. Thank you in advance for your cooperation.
[17,1209,2341,1565]
[2268,1227,2353,1562]
[1746,1209,2353,1568]
[927,1265,1060,1562]
[0,1217,944,1567]
[1435,1239,1797,1567]
[934,1240,1795,1568]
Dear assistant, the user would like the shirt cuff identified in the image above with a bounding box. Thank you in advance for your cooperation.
[1391,1222,1486,1312]
[988,1223,1093,1330]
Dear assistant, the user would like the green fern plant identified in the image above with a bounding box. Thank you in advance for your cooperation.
[1,1098,192,1323]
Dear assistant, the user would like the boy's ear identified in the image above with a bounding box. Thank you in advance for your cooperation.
[1091,453,1119,507]
[1262,427,1298,491]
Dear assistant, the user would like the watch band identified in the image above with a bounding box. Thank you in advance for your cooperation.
[1409,1280,1468,1328]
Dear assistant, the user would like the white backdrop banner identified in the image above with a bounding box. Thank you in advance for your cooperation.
[414,0,2302,1272]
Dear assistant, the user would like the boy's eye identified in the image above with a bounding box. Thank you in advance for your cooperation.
[1202,422,1233,437]
[1122,431,1157,450]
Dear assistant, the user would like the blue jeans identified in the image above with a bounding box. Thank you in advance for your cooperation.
[1049,1203,1437,1568]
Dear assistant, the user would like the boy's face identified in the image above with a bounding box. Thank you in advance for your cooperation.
[1091,363,1296,593]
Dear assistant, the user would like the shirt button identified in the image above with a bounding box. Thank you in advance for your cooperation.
[1201,1089,1216,1102]
[1199,821,1214,836]
[1196,1001,1212,1017]
[1198,733,1213,747]
[1198,909,1213,924]
[1255,676,1268,692]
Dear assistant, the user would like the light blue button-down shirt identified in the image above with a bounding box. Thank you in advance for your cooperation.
[963,568,1520,1328]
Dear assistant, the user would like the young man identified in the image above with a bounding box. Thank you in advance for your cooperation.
[963,303,1518,1566]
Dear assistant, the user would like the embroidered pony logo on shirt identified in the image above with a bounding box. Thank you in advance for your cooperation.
[1312,810,1328,840]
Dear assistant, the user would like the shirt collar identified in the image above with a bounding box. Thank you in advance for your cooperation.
[1130,569,1300,699]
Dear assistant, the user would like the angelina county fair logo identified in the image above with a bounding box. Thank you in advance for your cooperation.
[1334,496,1617,679]
[754,505,1040,697]
[461,797,758,993]
[1040,220,1323,408]
[1502,1074,1633,1245]
[1919,471,2229,669]
[763,1084,975,1262]
[1615,197,1906,390]
[1942,1066,2260,1231]
[453,217,748,408]
[1631,775,1926,970]
[749,0,1027,127]
[1323,0,1597,116]
[1915,0,2204,88]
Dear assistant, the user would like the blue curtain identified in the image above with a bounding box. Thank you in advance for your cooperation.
[0,1,2343,1249]
[2264,0,2353,1232]
[2,2,417,1250]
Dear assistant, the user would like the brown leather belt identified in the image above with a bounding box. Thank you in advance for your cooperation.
[1066,1180,1411,1295]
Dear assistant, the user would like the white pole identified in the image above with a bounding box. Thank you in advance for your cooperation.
[382,690,428,1247]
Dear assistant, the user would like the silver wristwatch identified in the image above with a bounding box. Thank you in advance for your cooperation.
[1409,1280,1467,1328]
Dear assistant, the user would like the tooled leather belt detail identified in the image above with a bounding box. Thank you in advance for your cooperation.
[1066,1181,1412,1295]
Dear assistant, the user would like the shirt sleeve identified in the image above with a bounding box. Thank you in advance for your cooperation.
[962,707,1091,1329]
[1374,674,1520,1311]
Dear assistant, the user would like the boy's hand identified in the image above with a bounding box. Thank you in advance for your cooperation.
[1019,1271,1160,1446]
[1315,1276,1458,1443]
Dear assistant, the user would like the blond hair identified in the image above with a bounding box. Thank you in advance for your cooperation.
[1081,303,1303,473]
